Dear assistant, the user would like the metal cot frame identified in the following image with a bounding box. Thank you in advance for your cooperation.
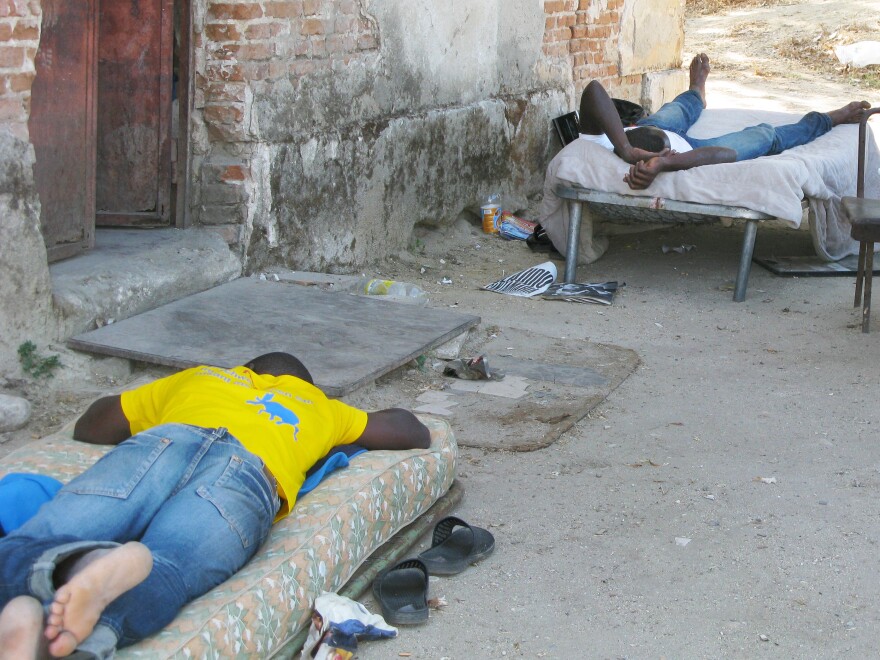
[555,183,785,302]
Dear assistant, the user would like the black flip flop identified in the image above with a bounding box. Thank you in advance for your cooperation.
[417,516,495,576]
[371,558,429,625]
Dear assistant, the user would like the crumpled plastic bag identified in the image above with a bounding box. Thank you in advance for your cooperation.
[299,592,397,660]
[834,41,880,68]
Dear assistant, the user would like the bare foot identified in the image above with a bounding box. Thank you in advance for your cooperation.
[0,596,49,660]
[689,53,711,107]
[827,100,871,126]
[43,542,153,658]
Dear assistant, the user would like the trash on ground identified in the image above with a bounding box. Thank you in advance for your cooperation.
[541,281,622,305]
[662,244,695,254]
[428,596,448,610]
[483,261,557,297]
[834,41,880,67]
[362,279,428,303]
[755,476,777,484]
[497,211,537,241]
[443,355,504,381]
[674,537,692,547]
[481,193,502,234]
[440,277,453,285]
[299,592,397,660]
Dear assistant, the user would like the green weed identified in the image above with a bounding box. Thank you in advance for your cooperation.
[18,341,61,379]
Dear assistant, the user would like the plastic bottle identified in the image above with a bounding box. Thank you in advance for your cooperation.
[363,279,427,302]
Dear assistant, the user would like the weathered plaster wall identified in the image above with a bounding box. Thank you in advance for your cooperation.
[192,0,686,273]
[0,1,55,376]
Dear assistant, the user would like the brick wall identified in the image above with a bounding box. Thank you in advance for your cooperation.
[543,0,640,94]
[200,0,378,143]
[196,0,381,236]
[0,0,39,141]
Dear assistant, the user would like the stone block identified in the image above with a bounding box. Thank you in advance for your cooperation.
[618,0,684,75]
[640,69,687,113]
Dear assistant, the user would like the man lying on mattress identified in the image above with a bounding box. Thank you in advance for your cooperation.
[581,53,870,190]
[0,352,430,659]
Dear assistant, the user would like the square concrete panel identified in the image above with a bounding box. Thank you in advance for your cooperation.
[68,278,480,396]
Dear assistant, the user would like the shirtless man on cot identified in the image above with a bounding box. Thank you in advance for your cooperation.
[579,53,871,190]
[0,352,430,658]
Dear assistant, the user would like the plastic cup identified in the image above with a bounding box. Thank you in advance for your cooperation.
[481,205,500,233]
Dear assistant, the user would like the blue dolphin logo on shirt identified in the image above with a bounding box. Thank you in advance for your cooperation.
[247,393,300,441]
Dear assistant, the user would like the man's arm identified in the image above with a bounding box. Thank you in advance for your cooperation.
[579,80,659,164]
[73,395,132,445]
[623,146,736,190]
[354,408,431,451]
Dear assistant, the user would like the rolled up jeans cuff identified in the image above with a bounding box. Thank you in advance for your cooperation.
[66,623,118,660]
[29,540,121,602]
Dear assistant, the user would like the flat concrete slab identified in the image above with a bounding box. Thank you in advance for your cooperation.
[51,228,242,338]
[68,277,480,396]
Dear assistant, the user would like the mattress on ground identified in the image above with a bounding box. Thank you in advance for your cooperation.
[0,414,456,658]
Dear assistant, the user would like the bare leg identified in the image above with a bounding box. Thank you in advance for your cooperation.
[827,100,871,126]
[0,596,49,660]
[689,53,710,107]
[43,542,153,658]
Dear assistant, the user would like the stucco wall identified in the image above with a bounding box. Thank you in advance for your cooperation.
[192,0,685,273]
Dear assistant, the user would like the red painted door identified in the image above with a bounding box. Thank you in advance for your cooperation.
[30,0,97,262]
[95,0,174,227]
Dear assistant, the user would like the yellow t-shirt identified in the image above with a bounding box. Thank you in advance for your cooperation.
[120,365,368,517]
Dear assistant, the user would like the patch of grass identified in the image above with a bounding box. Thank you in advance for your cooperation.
[18,341,61,379]
[686,0,788,17]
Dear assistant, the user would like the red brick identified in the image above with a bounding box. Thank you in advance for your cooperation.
[544,0,565,13]
[208,43,237,60]
[301,17,325,35]
[11,19,37,40]
[265,1,301,19]
[220,165,248,182]
[238,42,274,60]
[204,103,244,124]
[0,44,24,67]
[205,62,245,82]
[204,82,247,103]
[245,22,285,39]
[205,23,242,41]
[207,3,263,20]
[302,0,320,15]
[0,23,11,40]
[325,33,352,52]
[3,70,31,91]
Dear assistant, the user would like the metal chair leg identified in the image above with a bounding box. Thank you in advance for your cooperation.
[863,247,873,333]
[564,200,583,284]
[733,220,758,302]
[855,240,867,308]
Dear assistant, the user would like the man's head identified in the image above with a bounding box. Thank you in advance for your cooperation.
[625,126,670,153]
[244,352,313,383]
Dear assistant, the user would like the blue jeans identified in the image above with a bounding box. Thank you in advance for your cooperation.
[637,89,833,161]
[0,424,280,655]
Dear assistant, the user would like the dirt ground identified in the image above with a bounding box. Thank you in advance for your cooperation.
[3,0,880,657]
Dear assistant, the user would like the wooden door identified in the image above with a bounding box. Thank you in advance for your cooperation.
[95,0,174,227]
[30,0,98,262]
